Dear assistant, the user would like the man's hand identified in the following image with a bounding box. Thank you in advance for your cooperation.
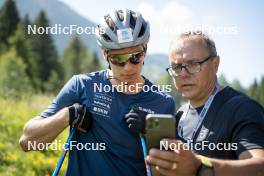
[68,103,92,133]
[125,107,148,134]
[146,139,201,176]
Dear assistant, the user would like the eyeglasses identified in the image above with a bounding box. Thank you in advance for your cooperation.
[166,55,216,76]
[107,51,145,67]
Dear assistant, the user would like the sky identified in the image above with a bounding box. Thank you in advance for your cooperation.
[60,0,264,87]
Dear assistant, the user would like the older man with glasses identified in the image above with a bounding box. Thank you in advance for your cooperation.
[146,31,264,176]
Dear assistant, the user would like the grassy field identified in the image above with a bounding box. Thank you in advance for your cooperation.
[0,95,69,176]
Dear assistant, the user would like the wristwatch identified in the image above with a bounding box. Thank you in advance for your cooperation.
[196,155,214,176]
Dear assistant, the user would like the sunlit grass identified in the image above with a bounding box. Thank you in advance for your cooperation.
[0,94,69,175]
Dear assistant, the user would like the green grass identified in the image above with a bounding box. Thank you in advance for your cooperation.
[0,95,69,176]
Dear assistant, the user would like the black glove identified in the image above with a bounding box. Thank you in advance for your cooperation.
[68,103,92,133]
[125,107,148,134]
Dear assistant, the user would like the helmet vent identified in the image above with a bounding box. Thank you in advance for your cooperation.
[138,22,146,37]
[117,10,124,22]
[104,14,118,33]
[129,12,137,29]
[101,33,111,41]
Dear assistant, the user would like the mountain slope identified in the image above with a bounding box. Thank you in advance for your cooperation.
[0,0,100,56]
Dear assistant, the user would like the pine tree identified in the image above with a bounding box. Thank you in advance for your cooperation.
[8,22,40,90]
[30,10,61,92]
[218,74,229,86]
[61,36,85,81]
[22,13,31,34]
[0,0,20,45]
[61,35,101,82]
[230,79,245,93]
[88,52,101,72]
[257,77,264,106]
[0,48,32,98]
[248,79,259,100]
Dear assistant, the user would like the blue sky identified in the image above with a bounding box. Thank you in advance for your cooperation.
[60,0,264,87]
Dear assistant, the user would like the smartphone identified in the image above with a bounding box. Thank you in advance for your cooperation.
[145,114,176,151]
[145,114,176,176]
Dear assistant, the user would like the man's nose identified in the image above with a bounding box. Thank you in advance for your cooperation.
[178,66,190,77]
[123,61,134,71]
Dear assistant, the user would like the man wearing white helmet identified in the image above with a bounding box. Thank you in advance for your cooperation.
[19,9,175,176]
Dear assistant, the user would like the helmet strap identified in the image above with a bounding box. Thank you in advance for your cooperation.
[106,57,111,70]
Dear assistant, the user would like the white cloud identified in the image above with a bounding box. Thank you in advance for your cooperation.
[136,1,193,25]
[136,2,156,22]
[161,1,193,21]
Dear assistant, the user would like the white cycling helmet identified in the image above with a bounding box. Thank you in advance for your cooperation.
[96,9,150,50]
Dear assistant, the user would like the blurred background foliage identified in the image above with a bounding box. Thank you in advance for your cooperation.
[0,95,68,176]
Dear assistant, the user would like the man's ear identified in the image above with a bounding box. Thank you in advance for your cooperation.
[102,50,107,59]
[102,50,111,69]
[213,56,220,73]
[143,43,148,52]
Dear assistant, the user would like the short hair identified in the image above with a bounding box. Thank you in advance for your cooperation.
[170,31,217,57]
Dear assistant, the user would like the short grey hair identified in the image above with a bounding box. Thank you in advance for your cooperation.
[171,31,217,57]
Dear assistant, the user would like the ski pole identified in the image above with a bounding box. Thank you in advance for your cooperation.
[140,134,152,176]
[52,128,76,176]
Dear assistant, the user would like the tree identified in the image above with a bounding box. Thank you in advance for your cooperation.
[246,78,264,106]
[0,0,20,45]
[30,10,61,92]
[86,52,101,72]
[247,79,259,100]
[158,74,186,108]
[22,14,31,34]
[8,22,40,90]
[0,49,33,98]
[61,36,85,81]
[61,35,101,82]
[218,73,229,87]
[44,70,61,94]
[0,42,8,55]
[230,79,245,93]
[258,77,264,106]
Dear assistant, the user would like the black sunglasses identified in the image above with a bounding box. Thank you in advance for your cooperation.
[108,51,145,67]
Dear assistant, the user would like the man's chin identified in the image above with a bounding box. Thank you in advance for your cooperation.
[119,77,133,83]
[181,91,197,99]
[120,75,139,82]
